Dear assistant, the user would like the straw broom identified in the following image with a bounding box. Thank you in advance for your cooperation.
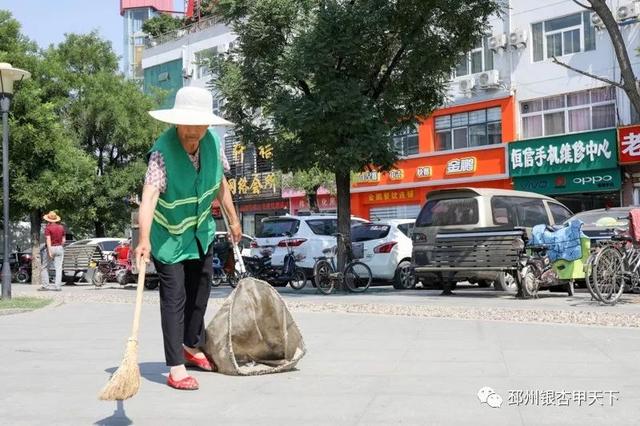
[99,260,147,400]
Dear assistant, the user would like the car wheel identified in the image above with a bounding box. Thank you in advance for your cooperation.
[493,272,517,292]
[144,278,159,290]
[393,261,416,290]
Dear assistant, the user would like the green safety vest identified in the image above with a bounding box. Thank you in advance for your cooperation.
[149,127,223,264]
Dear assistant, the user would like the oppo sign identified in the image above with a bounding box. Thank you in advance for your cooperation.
[572,175,613,185]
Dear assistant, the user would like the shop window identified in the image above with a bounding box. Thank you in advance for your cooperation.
[454,37,494,77]
[392,127,419,156]
[520,87,616,138]
[434,107,502,151]
[532,12,595,62]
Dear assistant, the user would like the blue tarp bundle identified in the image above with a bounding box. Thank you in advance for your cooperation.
[531,219,584,262]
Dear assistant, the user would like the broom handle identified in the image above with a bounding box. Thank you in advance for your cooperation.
[131,260,147,340]
[220,204,246,275]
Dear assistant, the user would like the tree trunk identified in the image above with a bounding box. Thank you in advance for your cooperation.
[30,210,42,286]
[335,169,351,292]
[95,221,105,238]
[307,185,321,213]
[588,0,640,115]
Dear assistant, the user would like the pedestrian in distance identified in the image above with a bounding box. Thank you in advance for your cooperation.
[135,86,241,391]
[39,211,65,291]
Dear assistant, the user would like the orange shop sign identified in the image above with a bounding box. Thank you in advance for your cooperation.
[365,189,419,204]
[618,125,640,164]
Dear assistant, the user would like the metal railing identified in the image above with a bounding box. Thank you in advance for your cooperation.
[144,16,220,49]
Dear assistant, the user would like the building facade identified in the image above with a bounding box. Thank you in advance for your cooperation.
[120,0,174,79]
[351,0,640,220]
[141,19,288,236]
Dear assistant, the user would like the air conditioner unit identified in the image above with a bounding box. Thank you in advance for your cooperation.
[508,29,527,48]
[458,77,475,92]
[591,12,605,30]
[616,2,640,21]
[476,70,500,89]
[488,33,507,52]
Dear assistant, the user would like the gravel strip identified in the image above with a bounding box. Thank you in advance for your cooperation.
[285,301,640,329]
[18,287,640,329]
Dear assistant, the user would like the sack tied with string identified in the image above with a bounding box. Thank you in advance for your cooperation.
[203,277,306,375]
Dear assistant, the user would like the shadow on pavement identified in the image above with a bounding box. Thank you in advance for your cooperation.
[94,401,133,426]
[105,362,166,386]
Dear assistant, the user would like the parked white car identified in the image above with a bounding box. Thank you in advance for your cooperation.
[251,215,369,271]
[353,219,415,289]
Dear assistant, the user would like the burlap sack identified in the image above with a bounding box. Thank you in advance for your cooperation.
[203,277,306,375]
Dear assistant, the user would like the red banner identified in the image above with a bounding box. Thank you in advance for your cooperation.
[618,125,640,165]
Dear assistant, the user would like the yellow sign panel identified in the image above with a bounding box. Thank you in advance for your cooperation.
[416,166,432,178]
[445,157,477,175]
[367,189,417,203]
[389,169,404,180]
[355,171,380,183]
[228,172,278,196]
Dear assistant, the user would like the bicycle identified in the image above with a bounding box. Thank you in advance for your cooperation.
[312,233,372,295]
[587,236,640,305]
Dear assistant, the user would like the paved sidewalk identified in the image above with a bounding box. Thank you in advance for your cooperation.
[1,293,640,425]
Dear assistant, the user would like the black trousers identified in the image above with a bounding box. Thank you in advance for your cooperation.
[153,241,213,366]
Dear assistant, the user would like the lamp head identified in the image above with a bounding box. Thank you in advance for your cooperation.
[0,63,31,96]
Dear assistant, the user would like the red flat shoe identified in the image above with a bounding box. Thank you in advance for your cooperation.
[183,349,214,372]
[167,374,199,390]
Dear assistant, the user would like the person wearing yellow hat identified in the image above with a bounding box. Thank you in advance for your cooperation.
[135,86,241,391]
[38,211,65,291]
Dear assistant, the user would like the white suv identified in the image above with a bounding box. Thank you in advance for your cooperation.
[251,215,369,272]
[352,219,415,289]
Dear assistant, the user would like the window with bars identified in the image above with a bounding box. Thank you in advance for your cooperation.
[392,127,419,156]
[532,12,595,62]
[520,86,616,138]
[454,37,494,77]
[434,107,502,151]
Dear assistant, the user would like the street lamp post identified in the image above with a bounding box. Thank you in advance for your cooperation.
[0,63,30,300]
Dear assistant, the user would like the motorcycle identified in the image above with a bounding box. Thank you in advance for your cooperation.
[211,252,240,288]
[15,252,32,283]
[242,236,307,289]
[91,254,127,287]
[518,220,590,298]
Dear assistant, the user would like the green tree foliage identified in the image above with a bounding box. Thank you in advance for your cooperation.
[51,33,163,236]
[212,0,502,273]
[0,10,96,279]
[142,13,184,38]
[282,168,335,213]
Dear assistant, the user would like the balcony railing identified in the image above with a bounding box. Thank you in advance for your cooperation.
[144,16,220,48]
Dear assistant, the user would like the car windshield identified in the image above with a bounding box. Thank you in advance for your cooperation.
[416,198,479,227]
[257,219,300,238]
[351,224,391,241]
[99,241,121,252]
[568,211,630,228]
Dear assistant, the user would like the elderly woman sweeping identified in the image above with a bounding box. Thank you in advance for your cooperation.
[135,87,242,391]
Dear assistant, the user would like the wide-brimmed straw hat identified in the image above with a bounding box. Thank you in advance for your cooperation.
[43,211,61,223]
[148,86,234,126]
